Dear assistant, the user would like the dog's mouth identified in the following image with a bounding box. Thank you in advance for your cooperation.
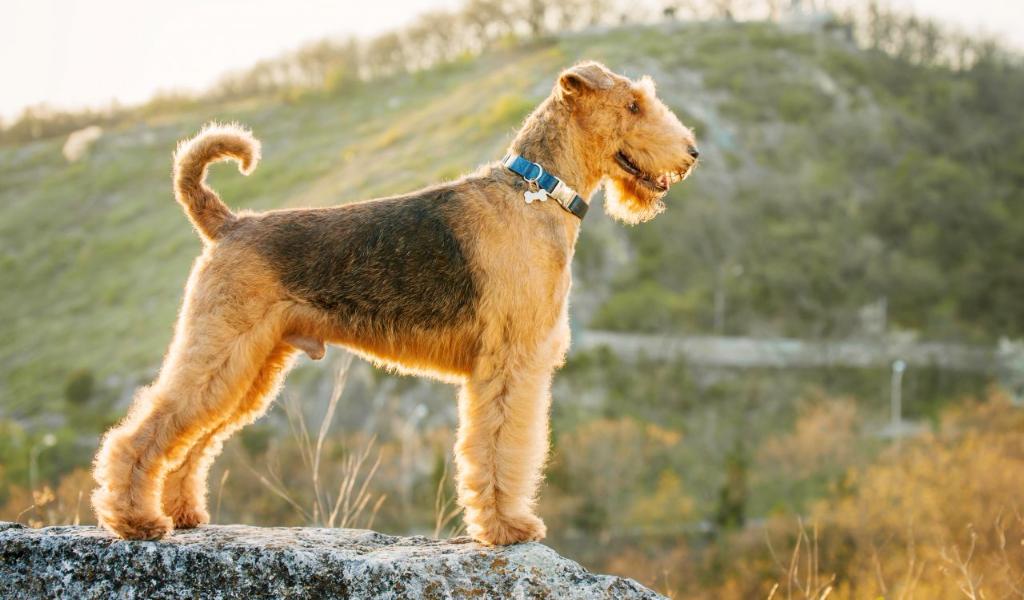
[614,151,690,194]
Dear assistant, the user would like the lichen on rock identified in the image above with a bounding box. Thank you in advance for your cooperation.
[0,522,665,599]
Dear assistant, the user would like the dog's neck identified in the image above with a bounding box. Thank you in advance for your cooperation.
[507,97,604,204]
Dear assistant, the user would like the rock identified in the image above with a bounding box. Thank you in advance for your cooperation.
[0,522,664,599]
[62,125,103,162]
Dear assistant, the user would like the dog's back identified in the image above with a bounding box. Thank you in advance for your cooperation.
[232,186,478,343]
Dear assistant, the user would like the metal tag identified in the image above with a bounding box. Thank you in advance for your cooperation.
[524,189,548,204]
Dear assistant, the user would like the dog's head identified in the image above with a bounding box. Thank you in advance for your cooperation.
[556,61,698,224]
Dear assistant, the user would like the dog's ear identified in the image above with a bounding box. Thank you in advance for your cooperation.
[558,61,614,98]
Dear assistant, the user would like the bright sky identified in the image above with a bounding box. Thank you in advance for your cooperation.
[1,0,1021,120]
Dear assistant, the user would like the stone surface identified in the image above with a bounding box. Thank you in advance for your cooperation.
[0,521,664,599]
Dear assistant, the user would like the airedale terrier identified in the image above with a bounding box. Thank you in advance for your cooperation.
[91,61,699,545]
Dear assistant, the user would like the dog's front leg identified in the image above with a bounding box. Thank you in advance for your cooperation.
[453,345,555,545]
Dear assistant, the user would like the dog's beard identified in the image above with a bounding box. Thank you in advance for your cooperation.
[603,176,666,225]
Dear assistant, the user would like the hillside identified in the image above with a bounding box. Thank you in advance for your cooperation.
[3,21,1022,416]
[0,43,551,412]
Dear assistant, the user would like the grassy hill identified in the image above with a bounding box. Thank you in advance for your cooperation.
[0,42,562,412]
[4,21,1022,415]
[4,17,1024,597]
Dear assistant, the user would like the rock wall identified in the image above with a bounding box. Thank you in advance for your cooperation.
[0,522,664,599]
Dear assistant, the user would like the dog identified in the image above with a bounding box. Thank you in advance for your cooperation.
[91,61,698,545]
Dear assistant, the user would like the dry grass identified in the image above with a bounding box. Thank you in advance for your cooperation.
[762,509,1024,600]
[251,353,386,530]
[432,459,464,539]
[766,519,835,600]
[13,468,93,528]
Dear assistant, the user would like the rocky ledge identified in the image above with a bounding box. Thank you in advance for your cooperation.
[0,521,663,599]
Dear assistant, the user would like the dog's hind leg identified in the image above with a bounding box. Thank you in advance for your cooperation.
[91,295,289,540]
[454,341,557,545]
[160,341,297,529]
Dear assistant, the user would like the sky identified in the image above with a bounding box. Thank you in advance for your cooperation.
[1,0,1021,120]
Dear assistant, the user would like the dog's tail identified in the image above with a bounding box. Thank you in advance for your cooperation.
[173,122,261,243]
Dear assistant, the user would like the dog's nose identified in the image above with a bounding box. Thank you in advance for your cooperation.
[688,145,700,159]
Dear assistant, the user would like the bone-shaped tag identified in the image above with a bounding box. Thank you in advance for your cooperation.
[524,189,548,204]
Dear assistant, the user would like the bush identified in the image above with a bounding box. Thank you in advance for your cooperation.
[63,369,95,406]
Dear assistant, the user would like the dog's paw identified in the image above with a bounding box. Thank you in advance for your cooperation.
[470,512,547,546]
[100,513,174,541]
[162,490,210,530]
[166,503,210,530]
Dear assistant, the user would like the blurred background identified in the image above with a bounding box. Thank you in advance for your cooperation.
[2,0,1024,597]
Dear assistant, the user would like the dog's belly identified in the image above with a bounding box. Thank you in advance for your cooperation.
[324,324,476,383]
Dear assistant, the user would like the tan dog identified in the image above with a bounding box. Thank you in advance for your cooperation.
[91,61,699,545]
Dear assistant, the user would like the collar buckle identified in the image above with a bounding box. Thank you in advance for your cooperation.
[549,179,576,206]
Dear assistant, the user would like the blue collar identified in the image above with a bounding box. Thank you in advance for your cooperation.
[501,154,589,220]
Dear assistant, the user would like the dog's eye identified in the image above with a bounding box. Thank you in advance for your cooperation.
[628,101,640,114]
